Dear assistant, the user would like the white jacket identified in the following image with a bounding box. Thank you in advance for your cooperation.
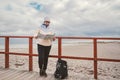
[34,24,55,46]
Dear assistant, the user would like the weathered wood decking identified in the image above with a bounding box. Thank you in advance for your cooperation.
[0,68,55,80]
[0,68,96,80]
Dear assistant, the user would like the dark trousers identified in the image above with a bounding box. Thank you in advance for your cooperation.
[37,44,51,70]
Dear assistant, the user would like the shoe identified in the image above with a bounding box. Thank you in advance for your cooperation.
[39,69,44,76]
[44,72,47,77]
[43,70,47,77]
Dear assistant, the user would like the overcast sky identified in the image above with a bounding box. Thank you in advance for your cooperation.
[0,0,120,37]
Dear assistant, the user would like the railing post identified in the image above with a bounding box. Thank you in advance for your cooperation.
[58,37,62,59]
[29,37,33,71]
[93,38,98,79]
[5,37,9,68]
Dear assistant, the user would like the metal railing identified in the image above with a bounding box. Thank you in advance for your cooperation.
[0,36,120,79]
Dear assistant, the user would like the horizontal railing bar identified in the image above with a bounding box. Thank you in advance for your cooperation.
[59,56,94,60]
[7,52,94,60]
[56,36,120,40]
[32,54,94,60]
[1,52,120,62]
[9,52,29,56]
[0,36,33,38]
[0,36,120,40]
[0,52,4,54]
[56,37,94,39]
[98,58,120,62]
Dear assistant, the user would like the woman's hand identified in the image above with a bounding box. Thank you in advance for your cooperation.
[34,36,38,39]
[53,37,56,41]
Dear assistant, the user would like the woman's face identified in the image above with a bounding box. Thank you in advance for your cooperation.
[44,21,50,26]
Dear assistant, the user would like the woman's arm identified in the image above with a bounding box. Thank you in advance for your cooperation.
[34,29,40,39]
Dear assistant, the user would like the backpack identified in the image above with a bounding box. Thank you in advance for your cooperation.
[54,59,68,79]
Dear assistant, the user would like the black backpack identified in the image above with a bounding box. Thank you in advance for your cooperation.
[54,59,68,79]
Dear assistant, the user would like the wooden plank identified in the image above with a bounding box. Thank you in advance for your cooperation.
[5,37,9,68]
[24,72,38,80]
[93,39,98,79]
[58,38,62,59]
[29,37,33,71]
[0,68,56,80]
[0,69,20,80]
[11,71,31,80]
[0,69,12,75]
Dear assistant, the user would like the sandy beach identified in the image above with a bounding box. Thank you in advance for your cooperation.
[0,42,120,80]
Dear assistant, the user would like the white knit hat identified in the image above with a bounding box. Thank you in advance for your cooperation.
[44,17,50,21]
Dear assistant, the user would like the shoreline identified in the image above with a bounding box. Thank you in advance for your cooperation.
[0,42,120,59]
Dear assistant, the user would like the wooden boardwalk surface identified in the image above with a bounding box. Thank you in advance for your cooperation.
[0,68,55,80]
[0,68,97,80]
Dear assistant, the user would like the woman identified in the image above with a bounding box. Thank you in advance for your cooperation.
[34,17,55,77]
